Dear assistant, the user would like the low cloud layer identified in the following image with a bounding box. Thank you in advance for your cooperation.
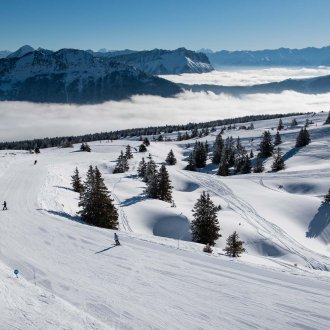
[1,90,330,142]
[160,67,330,86]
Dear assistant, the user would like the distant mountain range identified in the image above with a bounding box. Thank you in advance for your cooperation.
[204,46,330,67]
[180,74,330,95]
[0,47,181,104]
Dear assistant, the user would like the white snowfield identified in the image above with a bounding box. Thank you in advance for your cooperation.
[1,112,330,329]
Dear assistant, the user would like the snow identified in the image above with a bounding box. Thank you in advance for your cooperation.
[1,112,330,328]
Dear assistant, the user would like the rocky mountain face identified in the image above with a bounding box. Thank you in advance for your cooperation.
[205,46,330,67]
[101,47,214,74]
[0,48,181,104]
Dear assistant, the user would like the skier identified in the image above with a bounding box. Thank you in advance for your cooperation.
[114,233,120,245]
[2,201,7,210]
[34,160,37,165]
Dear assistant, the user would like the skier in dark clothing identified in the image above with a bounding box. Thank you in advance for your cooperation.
[2,201,7,210]
[34,160,37,165]
[114,233,120,245]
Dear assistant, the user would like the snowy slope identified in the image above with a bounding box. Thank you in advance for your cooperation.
[1,112,330,328]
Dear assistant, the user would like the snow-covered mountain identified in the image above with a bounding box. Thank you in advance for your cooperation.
[206,46,330,67]
[0,48,181,104]
[6,45,35,59]
[102,47,214,74]
[0,112,330,329]
[0,50,11,58]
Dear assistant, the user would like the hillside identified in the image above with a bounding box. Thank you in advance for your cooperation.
[1,112,330,328]
[0,48,181,104]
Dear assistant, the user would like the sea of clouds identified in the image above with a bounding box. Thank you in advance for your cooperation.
[1,68,330,141]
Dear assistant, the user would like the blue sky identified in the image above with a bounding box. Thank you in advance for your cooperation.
[1,0,330,52]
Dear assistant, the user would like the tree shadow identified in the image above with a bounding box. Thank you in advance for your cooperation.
[306,203,330,238]
[121,194,146,207]
[95,245,117,254]
[37,209,84,224]
[53,185,74,192]
[283,147,301,162]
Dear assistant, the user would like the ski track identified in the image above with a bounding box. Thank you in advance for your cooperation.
[181,170,330,271]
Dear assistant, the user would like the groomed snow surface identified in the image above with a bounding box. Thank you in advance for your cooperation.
[1,112,330,329]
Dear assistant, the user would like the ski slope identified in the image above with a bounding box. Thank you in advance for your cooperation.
[1,112,330,329]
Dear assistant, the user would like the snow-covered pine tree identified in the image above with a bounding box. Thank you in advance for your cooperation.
[274,131,282,146]
[295,127,310,147]
[271,148,285,172]
[90,166,118,229]
[212,133,224,164]
[137,157,147,177]
[191,191,220,246]
[277,118,284,130]
[217,157,229,176]
[194,142,207,168]
[78,165,95,224]
[324,188,330,203]
[224,231,245,257]
[165,149,177,165]
[240,155,252,174]
[143,137,150,146]
[71,167,84,193]
[253,158,264,173]
[145,171,159,199]
[157,165,173,202]
[113,151,129,173]
[249,149,254,159]
[290,118,298,127]
[258,131,273,158]
[185,153,197,171]
[125,145,133,159]
[144,157,157,182]
[324,111,330,125]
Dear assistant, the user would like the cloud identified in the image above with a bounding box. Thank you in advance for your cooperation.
[1,90,330,142]
[160,67,330,86]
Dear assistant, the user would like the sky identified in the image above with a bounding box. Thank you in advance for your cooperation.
[1,0,330,52]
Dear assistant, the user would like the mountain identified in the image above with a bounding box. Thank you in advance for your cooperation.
[0,48,181,104]
[206,46,330,67]
[101,47,214,74]
[6,45,34,59]
[0,50,11,58]
[180,74,330,95]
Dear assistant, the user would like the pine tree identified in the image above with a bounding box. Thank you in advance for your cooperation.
[253,158,264,173]
[145,171,159,198]
[34,146,40,154]
[139,144,147,152]
[274,131,282,146]
[324,188,330,203]
[79,166,118,229]
[249,149,254,159]
[277,118,284,130]
[191,191,220,246]
[137,157,147,177]
[258,131,273,158]
[271,148,285,172]
[71,167,84,193]
[113,151,129,173]
[217,157,229,176]
[194,142,207,168]
[290,118,298,127]
[240,155,252,174]
[166,149,177,165]
[185,153,197,171]
[157,165,173,202]
[125,145,133,159]
[295,127,310,147]
[80,143,91,152]
[144,157,157,182]
[324,111,330,125]
[143,137,150,146]
[224,231,245,257]
[212,133,224,164]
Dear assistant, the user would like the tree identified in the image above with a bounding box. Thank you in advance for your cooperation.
[157,165,173,202]
[166,149,177,165]
[295,127,310,147]
[139,144,147,152]
[212,133,224,164]
[258,131,273,158]
[191,191,220,246]
[240,155,252,174]
[224,231,245,257]
[137,157,147,177]
[277,118,284,131]
[253,158,264,173]
[144,157,157,182]
[143,137,150,146]
[249,149,254,159]
[185,153,197,171]
[34,146,40,154]
[324,188,330,203]
[79,166,118,229]
[290,118,298,127]
[113,151,129,173]
[80,143,91,152]
[274,131,282,146]
[71,167,84,193]
[217,157,229,176]
[271,148,285,172]
[145,171,159,199]
[125,145,133,159]
[324,111,330,125]
[193,142,207,168]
